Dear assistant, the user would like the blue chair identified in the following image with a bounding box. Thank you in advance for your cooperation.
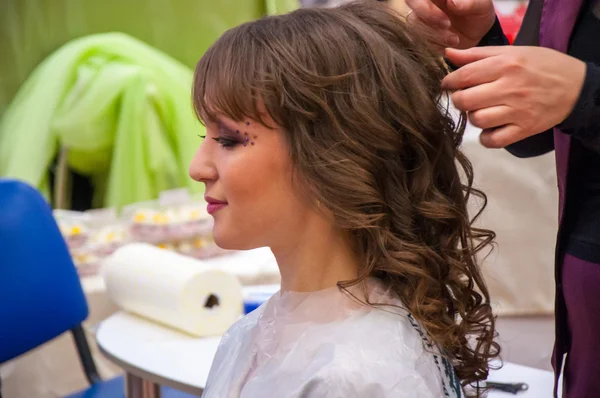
[0,179,196,398]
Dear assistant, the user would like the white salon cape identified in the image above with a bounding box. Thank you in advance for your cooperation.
[202,278,464,398]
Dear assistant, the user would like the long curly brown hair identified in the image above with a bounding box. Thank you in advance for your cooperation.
[192,1,500,393]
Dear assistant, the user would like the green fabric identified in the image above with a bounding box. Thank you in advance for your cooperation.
[0,33,202,209]
[0,0,299,116]
[0,0,298,209]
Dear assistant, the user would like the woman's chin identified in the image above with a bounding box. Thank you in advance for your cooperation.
[212,227,259,251]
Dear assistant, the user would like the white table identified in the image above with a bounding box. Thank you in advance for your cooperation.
[97,312,214,397]
[487,361,558,398]
[97,311,557,398]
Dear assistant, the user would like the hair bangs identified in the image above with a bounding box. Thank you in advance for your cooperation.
[192,24,275,127]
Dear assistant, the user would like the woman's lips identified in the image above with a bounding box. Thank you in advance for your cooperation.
[205,196,228,215]
[207,203,227,214]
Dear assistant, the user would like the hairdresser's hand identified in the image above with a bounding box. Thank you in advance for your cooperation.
[404,0,496,51]
[442,46,587,148]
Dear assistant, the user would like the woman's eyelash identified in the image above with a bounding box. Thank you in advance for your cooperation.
[198,133,238,148]
[212,137,239,148]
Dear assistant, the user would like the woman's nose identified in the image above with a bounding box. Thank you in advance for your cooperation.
[189,140,216,183]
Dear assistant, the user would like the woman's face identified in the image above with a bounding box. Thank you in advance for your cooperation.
[189,113,314,251]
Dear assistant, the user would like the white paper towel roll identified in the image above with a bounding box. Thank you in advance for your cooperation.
[103,243,243,337]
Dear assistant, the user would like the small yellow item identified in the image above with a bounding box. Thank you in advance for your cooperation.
[71,226,82,235]
[133,212,147,223]
[106,232,116,242]
[153,213,169,225]
[193,237,207,249]
[73,253,89,265]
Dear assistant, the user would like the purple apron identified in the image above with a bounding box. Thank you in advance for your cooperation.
[538,1,584,396]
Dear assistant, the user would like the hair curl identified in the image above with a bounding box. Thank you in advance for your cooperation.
[192,1,500,393]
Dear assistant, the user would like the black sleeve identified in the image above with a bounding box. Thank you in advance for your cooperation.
[504,130,555,158]
[477,16,510,46]
[558,63,600,152]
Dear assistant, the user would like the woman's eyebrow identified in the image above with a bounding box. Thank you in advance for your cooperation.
[217,118,249,135]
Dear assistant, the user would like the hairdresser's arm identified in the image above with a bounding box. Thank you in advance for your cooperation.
[447,7,553,159]
[503,64,600,157]
[480,0,555,158]
[442,12,552,158]
[442,46,587,153]
[475,67,600,158]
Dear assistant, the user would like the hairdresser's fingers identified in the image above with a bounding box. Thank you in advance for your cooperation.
[404,1,460,49]
[444,47,507,68]
[426,28,461,50]
[468,105,514,130]
[405,13,459,49]
[405,0,452,28]
[442,56,504,90]
[450,82,505,112]
[406,23,460,51]
[479,124,525,148]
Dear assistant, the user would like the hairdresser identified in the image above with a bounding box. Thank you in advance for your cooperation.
[403,0,600,396]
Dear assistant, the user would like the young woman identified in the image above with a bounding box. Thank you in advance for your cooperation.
[189,2,499,397]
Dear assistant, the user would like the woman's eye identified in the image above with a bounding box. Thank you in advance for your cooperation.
[212,137,239,148]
